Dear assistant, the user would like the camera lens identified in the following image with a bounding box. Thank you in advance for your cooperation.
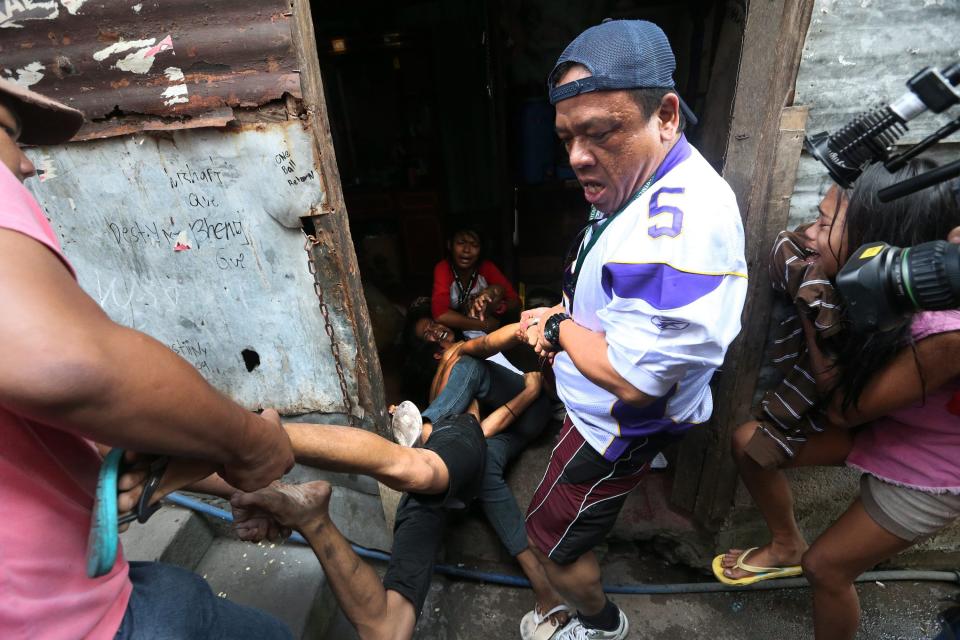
[902,240,960,311]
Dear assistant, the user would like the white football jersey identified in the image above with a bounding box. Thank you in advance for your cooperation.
[553,135,748,460]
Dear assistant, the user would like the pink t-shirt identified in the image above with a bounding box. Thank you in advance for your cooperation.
[0,165,131,639]
[846,310,960,494]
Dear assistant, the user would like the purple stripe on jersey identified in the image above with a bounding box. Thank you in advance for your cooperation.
[603,420,695,461]
[604,387,694,460]
[601,262,724,310]
[653,134,692,183]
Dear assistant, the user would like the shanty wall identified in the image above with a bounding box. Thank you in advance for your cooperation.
[1,0,380,425]
[788,0,959,226]
[723,0,960,566]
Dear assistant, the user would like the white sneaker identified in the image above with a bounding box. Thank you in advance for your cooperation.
[552,610,629,640]
[391,400,423,447]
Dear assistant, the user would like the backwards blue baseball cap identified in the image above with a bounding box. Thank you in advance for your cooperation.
[547,19,697,126]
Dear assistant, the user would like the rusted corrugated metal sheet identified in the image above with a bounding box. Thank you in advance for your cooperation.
[1,0,301,139]
[788,0,959,226]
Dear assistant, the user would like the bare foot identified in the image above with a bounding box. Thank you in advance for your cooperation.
[231,480,333,539]
[720,541,807,580]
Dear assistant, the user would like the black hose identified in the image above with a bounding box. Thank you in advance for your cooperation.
[165,493,960,594]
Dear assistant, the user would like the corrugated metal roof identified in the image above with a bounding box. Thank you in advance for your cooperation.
[1,0,301,139]
[795,0,959,145]
[789,0,960,226]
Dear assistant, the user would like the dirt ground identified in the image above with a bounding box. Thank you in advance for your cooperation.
[319,542,959,639]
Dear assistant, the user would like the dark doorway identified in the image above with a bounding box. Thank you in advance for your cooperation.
[311,0,741,403]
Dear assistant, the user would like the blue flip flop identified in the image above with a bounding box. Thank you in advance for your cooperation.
[86,449,167,578]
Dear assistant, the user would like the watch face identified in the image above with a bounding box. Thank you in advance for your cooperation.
[544,320,558,344]
[544,313,568,346]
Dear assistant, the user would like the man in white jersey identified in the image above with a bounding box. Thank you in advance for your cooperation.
[519,20,748,639]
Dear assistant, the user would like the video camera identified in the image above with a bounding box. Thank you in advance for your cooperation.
[803,62,960,331]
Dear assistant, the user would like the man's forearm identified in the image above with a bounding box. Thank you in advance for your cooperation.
[479,383,539,438]
[436,309,485,331]
[558,321,654,407]
[461,322,522,359]
[1,228,291,491]
[10,323,260,466]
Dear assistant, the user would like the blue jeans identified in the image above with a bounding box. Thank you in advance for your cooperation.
[115,561,293,640]
[422,356,551,556]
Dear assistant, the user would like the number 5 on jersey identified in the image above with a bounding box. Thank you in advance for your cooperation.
[648,187,684,238]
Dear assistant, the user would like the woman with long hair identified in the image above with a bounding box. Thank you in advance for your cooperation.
[430,225,519,335]
[716,159,960,639]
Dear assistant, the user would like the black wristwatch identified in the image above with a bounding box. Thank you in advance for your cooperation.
[543,313,572,350]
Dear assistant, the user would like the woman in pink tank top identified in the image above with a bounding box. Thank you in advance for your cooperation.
[715,159,960,640]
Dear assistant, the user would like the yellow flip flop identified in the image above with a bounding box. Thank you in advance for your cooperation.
[712,547,802,586]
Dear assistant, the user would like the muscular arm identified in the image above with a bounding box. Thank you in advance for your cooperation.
[825,331,960,428]
[459,322,524,359]
[557,320,655,407]
[522,305,653,407]
[0,230,292,490]
[435,309,496,333]
[479,372,542,438]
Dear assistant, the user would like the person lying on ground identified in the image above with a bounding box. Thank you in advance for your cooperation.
[716,160,960,640]
[119,399,540,640]
[400,305,571,633]
[0,78,295,640]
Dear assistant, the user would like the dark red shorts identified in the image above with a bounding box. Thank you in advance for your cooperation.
[524,418,681,565]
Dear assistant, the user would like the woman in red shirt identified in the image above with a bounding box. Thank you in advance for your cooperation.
[431,226,519,334]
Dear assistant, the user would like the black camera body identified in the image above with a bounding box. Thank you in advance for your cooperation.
[805,61,960,331]
[837,240,960,332]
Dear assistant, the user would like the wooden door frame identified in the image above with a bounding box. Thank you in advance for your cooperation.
[671,0,817,529]
[289,0,391,439]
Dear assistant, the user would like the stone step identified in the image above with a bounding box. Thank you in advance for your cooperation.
[194,537,338,640]
[119,503,214,570]
[321,609,361,640]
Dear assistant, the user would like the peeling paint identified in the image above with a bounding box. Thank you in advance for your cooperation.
[173,230,192,251]
[92,38,157,62]
[0,0,302,133]
[162,65,188,106]
[837,55,856,66]
[35,151,56,182]
[162,83,189,106]
[88,35,176,75]
[8,61,45,87]
[143,35,174,59]
[0,0,58,29]
[60,0,87,15]
[164,66,185,83]
[115,49,159,74]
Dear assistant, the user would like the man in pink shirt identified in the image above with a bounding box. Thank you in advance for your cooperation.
[0,79,296,638]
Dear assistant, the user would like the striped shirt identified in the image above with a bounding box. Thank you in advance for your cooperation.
[752,227,844,465]
[553,135,748,460]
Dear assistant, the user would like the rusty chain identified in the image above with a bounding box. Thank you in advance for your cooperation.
[302,229,356,426]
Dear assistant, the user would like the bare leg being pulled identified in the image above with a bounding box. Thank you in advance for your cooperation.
[232,481,417,640]
[118,420,452,513]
